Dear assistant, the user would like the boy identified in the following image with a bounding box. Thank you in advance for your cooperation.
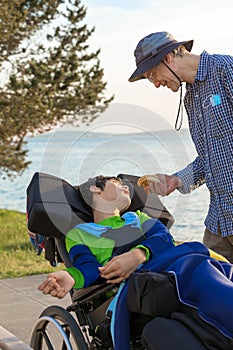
[38,175,174,297]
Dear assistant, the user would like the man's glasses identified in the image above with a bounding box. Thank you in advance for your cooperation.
[147,71,155,83]
[146,62,163,83]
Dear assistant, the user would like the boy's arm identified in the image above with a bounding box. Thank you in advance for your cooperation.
[136,211,175,260]
[98,248,147,284]
[65,237,103,289]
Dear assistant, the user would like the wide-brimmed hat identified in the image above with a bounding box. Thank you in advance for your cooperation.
[129,31,193,82]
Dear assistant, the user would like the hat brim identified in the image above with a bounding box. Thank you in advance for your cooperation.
[128,39,193,82]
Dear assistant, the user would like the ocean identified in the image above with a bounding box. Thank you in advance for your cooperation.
[0,127,209,243]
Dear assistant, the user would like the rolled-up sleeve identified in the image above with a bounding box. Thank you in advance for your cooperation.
[173,156,206,194]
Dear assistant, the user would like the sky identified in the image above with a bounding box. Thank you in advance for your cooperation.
[79,0,233,129]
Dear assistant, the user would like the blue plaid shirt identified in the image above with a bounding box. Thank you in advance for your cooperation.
[175,51,233,236]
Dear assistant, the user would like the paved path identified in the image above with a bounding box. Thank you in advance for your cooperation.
[0,274,70,348]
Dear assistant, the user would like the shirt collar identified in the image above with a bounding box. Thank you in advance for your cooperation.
[186,50,210,91]
[98,211,140,228]
[98,215,124,228]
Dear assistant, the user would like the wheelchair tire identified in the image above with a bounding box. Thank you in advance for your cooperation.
[30,305,88,350]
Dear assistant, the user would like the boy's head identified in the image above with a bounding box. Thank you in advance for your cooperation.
[79,175,132,214]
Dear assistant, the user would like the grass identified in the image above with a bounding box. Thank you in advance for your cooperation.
[0,209,62,279]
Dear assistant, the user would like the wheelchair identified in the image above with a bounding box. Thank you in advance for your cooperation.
[30,245,118,349]
[30,237,150,350]
[27,172,174,350]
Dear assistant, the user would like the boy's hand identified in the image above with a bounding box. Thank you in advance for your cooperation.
[98,248,146,284]
[38,270,75,299]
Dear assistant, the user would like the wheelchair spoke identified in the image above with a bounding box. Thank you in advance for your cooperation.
[41,329,54,350]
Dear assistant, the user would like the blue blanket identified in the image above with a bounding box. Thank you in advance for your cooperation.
[111,241,233,350]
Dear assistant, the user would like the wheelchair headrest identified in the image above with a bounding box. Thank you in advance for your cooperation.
[27,172,174,239]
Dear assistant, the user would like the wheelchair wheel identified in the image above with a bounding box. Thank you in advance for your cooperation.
[30,305,88,350]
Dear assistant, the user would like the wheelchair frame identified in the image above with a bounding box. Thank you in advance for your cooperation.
[30,239,145,350]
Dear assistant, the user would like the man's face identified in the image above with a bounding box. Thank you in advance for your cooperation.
[100,178,131,211]
[145,61,180,92]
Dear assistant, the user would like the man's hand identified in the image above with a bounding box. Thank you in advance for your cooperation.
[98,248,146,284]
[38,270,75,299]
[145,174,181,196]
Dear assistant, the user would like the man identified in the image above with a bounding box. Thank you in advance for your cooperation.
[38,175,233,349]
[129,31,233,263]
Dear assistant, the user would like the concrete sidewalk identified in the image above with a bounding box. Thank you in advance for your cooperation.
[0,274,70,348]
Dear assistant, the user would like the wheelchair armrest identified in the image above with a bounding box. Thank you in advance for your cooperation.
[72,283,119,304]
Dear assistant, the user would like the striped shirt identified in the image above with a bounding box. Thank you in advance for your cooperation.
[175,51,233,237]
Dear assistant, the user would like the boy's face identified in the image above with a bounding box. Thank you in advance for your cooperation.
[98,178,131,212]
